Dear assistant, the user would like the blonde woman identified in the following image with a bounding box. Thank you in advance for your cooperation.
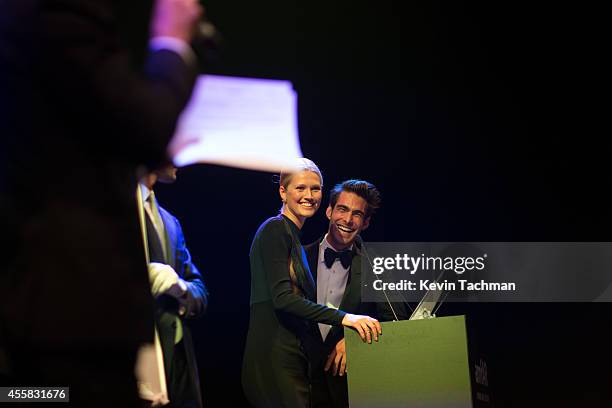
[242,158,381,408]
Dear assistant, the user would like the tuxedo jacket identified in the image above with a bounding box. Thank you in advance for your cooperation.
[0,1,198,404]
[147,204,207,408]
[304,238,409,358]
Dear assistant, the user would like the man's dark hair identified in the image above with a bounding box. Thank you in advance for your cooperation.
[329,179,381,218]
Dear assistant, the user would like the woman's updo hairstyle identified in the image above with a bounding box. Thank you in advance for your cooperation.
[278,158,323,188]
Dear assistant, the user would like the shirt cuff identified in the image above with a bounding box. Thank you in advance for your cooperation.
[149,36,196,66]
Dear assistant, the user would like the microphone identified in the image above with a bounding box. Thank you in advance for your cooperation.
[193,18,222,51]
[354,234,363,248]
[356,235,402,321]
[191,18,223,64]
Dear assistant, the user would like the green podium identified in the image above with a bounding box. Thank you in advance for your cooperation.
[345,315,490,408]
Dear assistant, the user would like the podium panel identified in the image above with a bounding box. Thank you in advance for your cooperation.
[345,316,473,408]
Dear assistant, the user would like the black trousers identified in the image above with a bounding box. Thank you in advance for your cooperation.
[166,340,199,408]
[310,358,349,408]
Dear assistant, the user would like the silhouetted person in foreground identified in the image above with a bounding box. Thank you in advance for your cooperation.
[0,0,203,405]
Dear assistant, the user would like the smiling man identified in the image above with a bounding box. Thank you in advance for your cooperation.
[304,180,409,408]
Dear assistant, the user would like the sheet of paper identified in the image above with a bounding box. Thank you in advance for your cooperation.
[169,75,304,172]
[135,339,168,405]
[134,189,169,405]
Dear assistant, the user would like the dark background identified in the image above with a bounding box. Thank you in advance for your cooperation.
[153,1,611,406]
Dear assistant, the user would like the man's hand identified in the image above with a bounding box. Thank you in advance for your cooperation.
[148,262,187,298]
[341,313,381,343]
[325,339,347,376]
[150,0,203,43]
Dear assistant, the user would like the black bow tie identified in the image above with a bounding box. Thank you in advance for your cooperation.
[324,247,353,269]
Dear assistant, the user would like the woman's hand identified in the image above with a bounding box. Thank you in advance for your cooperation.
[341,314,381,343]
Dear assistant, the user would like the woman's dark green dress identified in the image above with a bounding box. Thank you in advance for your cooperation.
[242,215,346,408]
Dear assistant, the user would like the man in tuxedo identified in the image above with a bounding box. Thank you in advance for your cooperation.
[140,164,208,408]
[304,180,409,408]
[0,0,202,405]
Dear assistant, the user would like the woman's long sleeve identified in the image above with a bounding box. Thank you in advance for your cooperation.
[256,220,345,326]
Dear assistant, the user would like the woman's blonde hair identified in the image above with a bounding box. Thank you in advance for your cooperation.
[279,158,323,188]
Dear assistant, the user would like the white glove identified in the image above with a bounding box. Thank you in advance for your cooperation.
[148,262,187,298]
